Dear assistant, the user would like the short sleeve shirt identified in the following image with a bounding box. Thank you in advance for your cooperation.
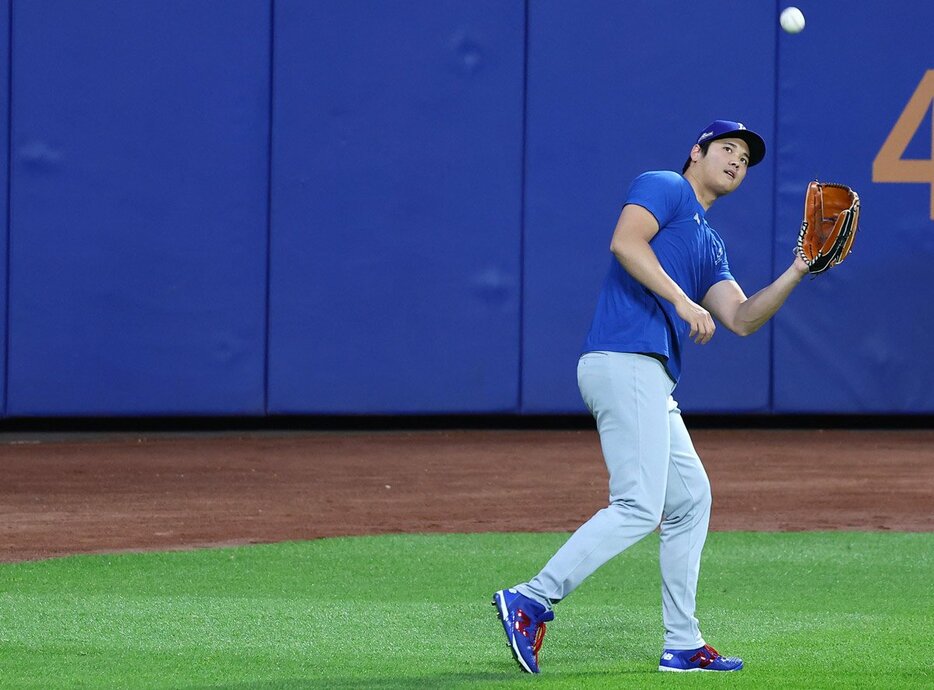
[582,171,735,383]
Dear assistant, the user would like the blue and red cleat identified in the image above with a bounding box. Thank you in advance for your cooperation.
[492,588,555,673]
[658,644,743,672]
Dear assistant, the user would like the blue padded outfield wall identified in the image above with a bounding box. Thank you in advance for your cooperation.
[7,1,270,416]
[2,0,932,417]
[0,0,8,416]
[267,0,524,414]
[772,3,934,413]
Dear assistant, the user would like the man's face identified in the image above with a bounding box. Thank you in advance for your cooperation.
[693,138,751,195]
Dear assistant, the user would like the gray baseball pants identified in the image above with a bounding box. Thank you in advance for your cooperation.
[516,351,711,650]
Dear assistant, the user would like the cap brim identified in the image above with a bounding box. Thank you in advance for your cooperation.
[710,130,766,166]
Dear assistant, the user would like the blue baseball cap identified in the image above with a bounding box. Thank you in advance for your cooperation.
[682,120,766,172]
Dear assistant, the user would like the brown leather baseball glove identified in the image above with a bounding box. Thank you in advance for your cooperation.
[796,181,861,274]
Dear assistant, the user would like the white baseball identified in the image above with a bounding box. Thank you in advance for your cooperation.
[780,7,806,34]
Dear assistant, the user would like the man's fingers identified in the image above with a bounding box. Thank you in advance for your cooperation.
[678,299,715,344]
[694,316,715,344]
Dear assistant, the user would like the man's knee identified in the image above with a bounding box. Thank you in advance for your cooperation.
[609,495,665,528]
[694,476,712,516]
[664,475,711,523]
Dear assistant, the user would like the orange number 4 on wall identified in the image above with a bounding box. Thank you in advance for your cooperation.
[872,69,934,220]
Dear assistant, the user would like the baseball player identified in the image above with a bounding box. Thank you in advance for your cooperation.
[493,120,811,673]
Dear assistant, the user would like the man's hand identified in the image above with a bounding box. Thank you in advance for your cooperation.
[675,296,716,344]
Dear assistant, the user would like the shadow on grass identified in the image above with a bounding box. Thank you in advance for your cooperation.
[190,669,643,688]
[191,675,505,689]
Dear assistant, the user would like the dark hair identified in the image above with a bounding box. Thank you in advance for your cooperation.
[681,140,713,174]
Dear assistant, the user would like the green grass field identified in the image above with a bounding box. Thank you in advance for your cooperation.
[0,532,931,688]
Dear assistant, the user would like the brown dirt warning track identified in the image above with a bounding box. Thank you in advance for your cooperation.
[1,427,931,563]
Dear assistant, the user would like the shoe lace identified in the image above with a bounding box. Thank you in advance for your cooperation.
[532,621,548,657]
[514,609,548,662]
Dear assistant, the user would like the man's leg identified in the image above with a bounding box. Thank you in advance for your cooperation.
[517,352,674,606]
[658,398,711,649]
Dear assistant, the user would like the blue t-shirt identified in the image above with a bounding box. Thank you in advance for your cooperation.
[582,171,735,384]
